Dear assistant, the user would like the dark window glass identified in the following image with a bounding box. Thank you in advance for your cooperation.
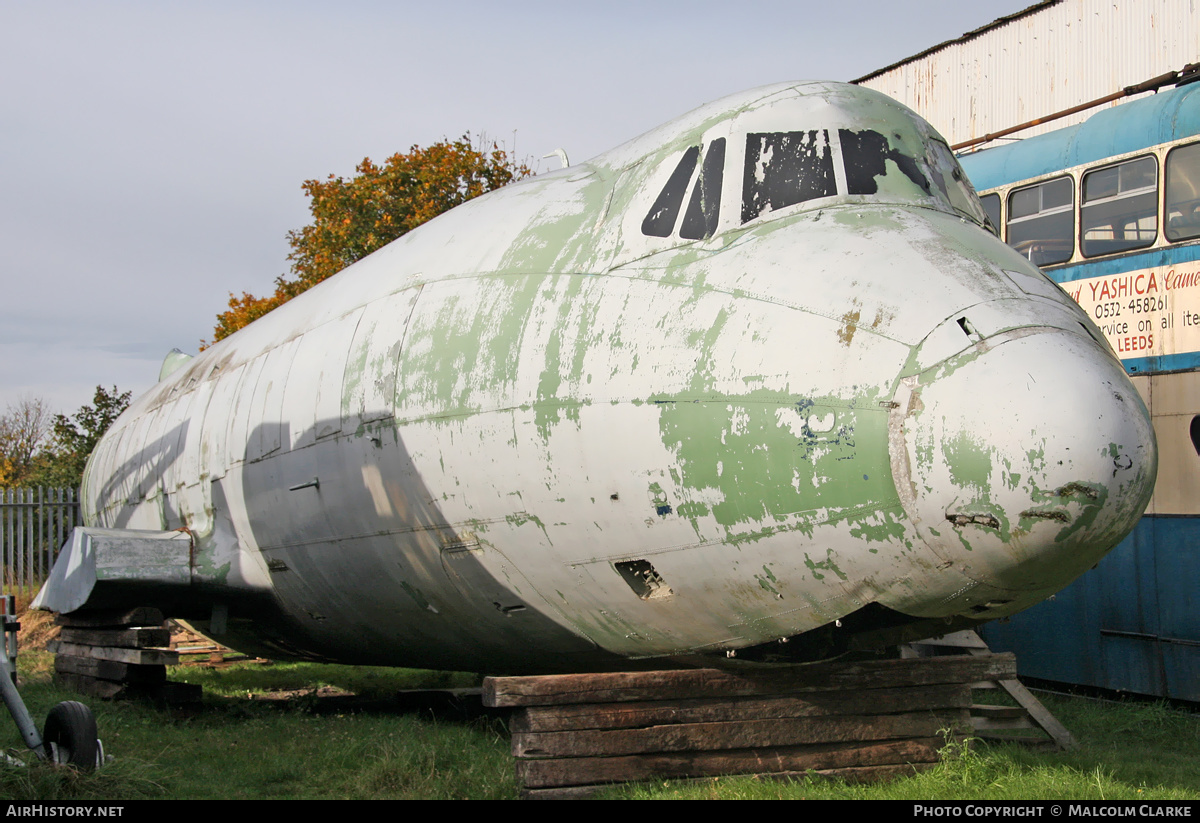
[980,193,1001,235]
[742,131,835,223]
[926,140,988,224]
[1081,156,1157,257]
[1006,176,1074,266]
[680,138,727,240]
[1166,142,1200,242]
[838,128,930,196]
[642,146,700,237]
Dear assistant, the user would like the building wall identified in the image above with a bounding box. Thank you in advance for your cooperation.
[855,0,1200,147]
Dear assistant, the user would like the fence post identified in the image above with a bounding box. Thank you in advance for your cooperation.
[0,488,82,598]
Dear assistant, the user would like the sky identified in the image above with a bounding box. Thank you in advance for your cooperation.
[0,0,1033,418]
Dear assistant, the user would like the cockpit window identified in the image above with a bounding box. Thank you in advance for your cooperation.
[742,131,835,223]
[644,125,992,238]
[679,138,726,240]
[642,145,700,237]
[839,128,928,195]
[925,139,990,225]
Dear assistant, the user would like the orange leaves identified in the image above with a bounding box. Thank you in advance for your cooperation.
[207,134,532,346]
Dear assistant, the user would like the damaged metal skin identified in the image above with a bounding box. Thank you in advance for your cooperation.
[35,82,1157,672]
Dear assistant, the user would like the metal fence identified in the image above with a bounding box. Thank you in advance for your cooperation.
[1,487,81,596]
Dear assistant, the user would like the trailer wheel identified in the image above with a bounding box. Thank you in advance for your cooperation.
[43,701,99,770]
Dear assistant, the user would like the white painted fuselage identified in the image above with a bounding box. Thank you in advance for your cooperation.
[57,82,1156,672]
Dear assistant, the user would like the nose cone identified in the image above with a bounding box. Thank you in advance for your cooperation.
[893,328,1156,609]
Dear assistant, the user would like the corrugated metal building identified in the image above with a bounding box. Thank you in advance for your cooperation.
[855,0,1199,147]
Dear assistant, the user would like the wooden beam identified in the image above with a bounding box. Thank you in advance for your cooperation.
[46,640,179,666]
[59,627,170,648]
[54,607,164,628]
[512,709,968,758]
[516,737,944,788]
[511,684,970,733]
[485,655,1016,707]
[54,654,166,683]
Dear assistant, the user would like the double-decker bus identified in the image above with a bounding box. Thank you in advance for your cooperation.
[958,76,1200,700]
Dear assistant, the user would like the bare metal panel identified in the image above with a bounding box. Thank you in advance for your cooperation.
[30,527,193,614]
[341,287,420,432]
[283,308,363,450]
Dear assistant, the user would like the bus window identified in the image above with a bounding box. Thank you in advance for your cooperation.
[1166,142,1200,242]
[742,130,835,223]
[1006,177,1074,266]
[980,193,1001,236]
[1081,156,1157,257]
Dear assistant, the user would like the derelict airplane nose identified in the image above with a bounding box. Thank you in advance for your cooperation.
[891,325,1157,610]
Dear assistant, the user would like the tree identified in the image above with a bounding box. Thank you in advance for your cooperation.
[31,386,131,490]
[0,396,53,486]
[208,135,531,345]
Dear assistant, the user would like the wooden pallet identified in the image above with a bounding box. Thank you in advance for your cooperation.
[168,623,257,667]
[485,653,1017,798]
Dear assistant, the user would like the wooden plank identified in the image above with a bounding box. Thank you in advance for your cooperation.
[54,607,164,628]
[47,640,179,665]
[56,673,202,704]
[484,655,1016,707]
[970,716,1037,731]
[55,672,140,699]
[59,627,171,648]
[993,678,1077,750]
[516,737,943,788]
[970,704,1026,719]
[520,761,937,798]
[54,654,166,683]
[510,684,970,733]
[513,709,968,758]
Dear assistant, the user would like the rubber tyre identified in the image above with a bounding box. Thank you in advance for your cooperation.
[43,701,99,770]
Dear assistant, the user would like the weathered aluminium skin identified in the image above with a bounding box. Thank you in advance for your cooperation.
[37,82,1157,672]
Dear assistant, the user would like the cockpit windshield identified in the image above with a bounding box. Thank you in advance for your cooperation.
[742,131,836,223]
[641,125,990,241]
[738,128,989,226]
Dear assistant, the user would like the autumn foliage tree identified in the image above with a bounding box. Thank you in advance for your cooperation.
[209,135,531,344]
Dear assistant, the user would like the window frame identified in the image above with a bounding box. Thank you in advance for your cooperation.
[1165,140,1200,244]
[1079,154,1159,258]
[1005,175,1076,267]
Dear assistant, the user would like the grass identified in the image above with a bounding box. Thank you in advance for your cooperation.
[603,696,1200,800]
[2,637,1199,799]
[0,650,517,800]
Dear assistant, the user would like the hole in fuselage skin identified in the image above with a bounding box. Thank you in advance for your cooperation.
[614,560,674,600]
[1191,416,1200,455]
[956,317,978,338]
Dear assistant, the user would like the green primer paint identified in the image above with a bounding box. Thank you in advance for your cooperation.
[942,432,995,496]
[652,389,900,545]
[803,550,849,582]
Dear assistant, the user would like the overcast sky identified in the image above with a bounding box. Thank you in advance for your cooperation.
[1,0,1031,417]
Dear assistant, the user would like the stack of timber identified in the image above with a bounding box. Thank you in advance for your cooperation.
[485,653,1017,799]
[47,607,201,704]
